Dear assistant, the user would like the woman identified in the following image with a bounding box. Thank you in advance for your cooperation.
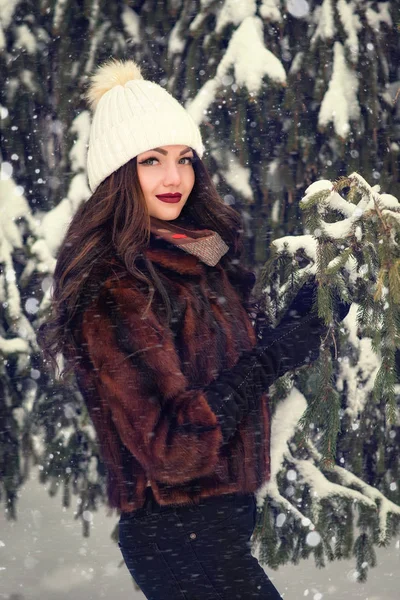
[40,60,345,599]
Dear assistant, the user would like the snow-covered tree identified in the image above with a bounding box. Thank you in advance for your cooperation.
[162,0,400,262]
[1,0,399,583]
[253,172,400,582]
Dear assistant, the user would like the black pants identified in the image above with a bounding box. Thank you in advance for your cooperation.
[118,488,282,599]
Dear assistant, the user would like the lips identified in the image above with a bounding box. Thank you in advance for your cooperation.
[156,193,182,203]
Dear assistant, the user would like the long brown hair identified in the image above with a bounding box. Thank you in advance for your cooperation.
[39,153,257,376]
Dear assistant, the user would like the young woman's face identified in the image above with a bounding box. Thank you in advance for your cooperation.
[136,144,195,220]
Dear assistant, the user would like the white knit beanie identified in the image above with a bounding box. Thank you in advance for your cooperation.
[86,59,204,193]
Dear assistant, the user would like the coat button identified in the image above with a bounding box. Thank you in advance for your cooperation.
[189,532,197,540]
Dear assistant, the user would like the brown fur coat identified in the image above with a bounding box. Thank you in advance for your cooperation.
[74,238,270,513]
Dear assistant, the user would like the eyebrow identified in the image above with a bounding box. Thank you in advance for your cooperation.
[143,146,193,156]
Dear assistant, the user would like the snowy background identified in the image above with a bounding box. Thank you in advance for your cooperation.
[0,469,398,599]
[1,0,400,598]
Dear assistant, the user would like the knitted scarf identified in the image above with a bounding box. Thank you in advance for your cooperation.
[149,216,229,267]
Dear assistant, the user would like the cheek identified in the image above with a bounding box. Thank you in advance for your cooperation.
[137,169,155,197]
[186,169,195,193]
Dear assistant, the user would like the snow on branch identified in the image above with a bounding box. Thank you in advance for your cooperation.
[260,388,313,524]
[259,0,282,22]
[259,386,399,548]
[0,178,41,324]
[307,442,400,543]
[269,173,400,437]
[53,0,68,33]
[0,135,89,352]
[311,0,335,44]
[318,42,360,138]
[187,16,286,125]
[211,148,253,201]
[215,0,256,34]
[0,336,30,355]
[337,304,380,419]
[337,0,362,61]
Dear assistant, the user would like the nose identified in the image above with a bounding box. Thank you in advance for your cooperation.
[163,161,181,187]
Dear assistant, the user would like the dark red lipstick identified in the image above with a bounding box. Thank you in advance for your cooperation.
[156,193,182,203]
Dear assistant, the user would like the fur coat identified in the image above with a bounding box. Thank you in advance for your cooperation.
[74,235,270,513]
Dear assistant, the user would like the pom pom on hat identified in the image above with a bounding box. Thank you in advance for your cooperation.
[86,58,204,192]
[86,59,143,110]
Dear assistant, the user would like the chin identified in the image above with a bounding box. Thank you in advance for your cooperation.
[152,205,185,221]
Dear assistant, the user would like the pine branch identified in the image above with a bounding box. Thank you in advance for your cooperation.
[265,171,400,468]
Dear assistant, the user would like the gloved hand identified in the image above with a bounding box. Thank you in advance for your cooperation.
[332,289,351,322]
[280,276,317,324]
[206,308,327,444]
[280,276,351,326]
[206,278,350,445]
[255,310,328,384]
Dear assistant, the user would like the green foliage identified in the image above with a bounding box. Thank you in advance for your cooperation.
[353,531,377,583]
[258,172,400,581]
[297,345,341,466]
[266,173,400,468]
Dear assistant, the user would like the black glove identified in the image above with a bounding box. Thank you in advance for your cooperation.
[256,311,328,383]
[280,276,317,324]
[205,310,327,444]
[205,277,351,445]
[333,290,351,322]
[281,276,350,325]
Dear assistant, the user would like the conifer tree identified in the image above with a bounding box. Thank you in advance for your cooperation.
[0,0,399,583]
[174,0,400,262]
[253,172,400,582]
